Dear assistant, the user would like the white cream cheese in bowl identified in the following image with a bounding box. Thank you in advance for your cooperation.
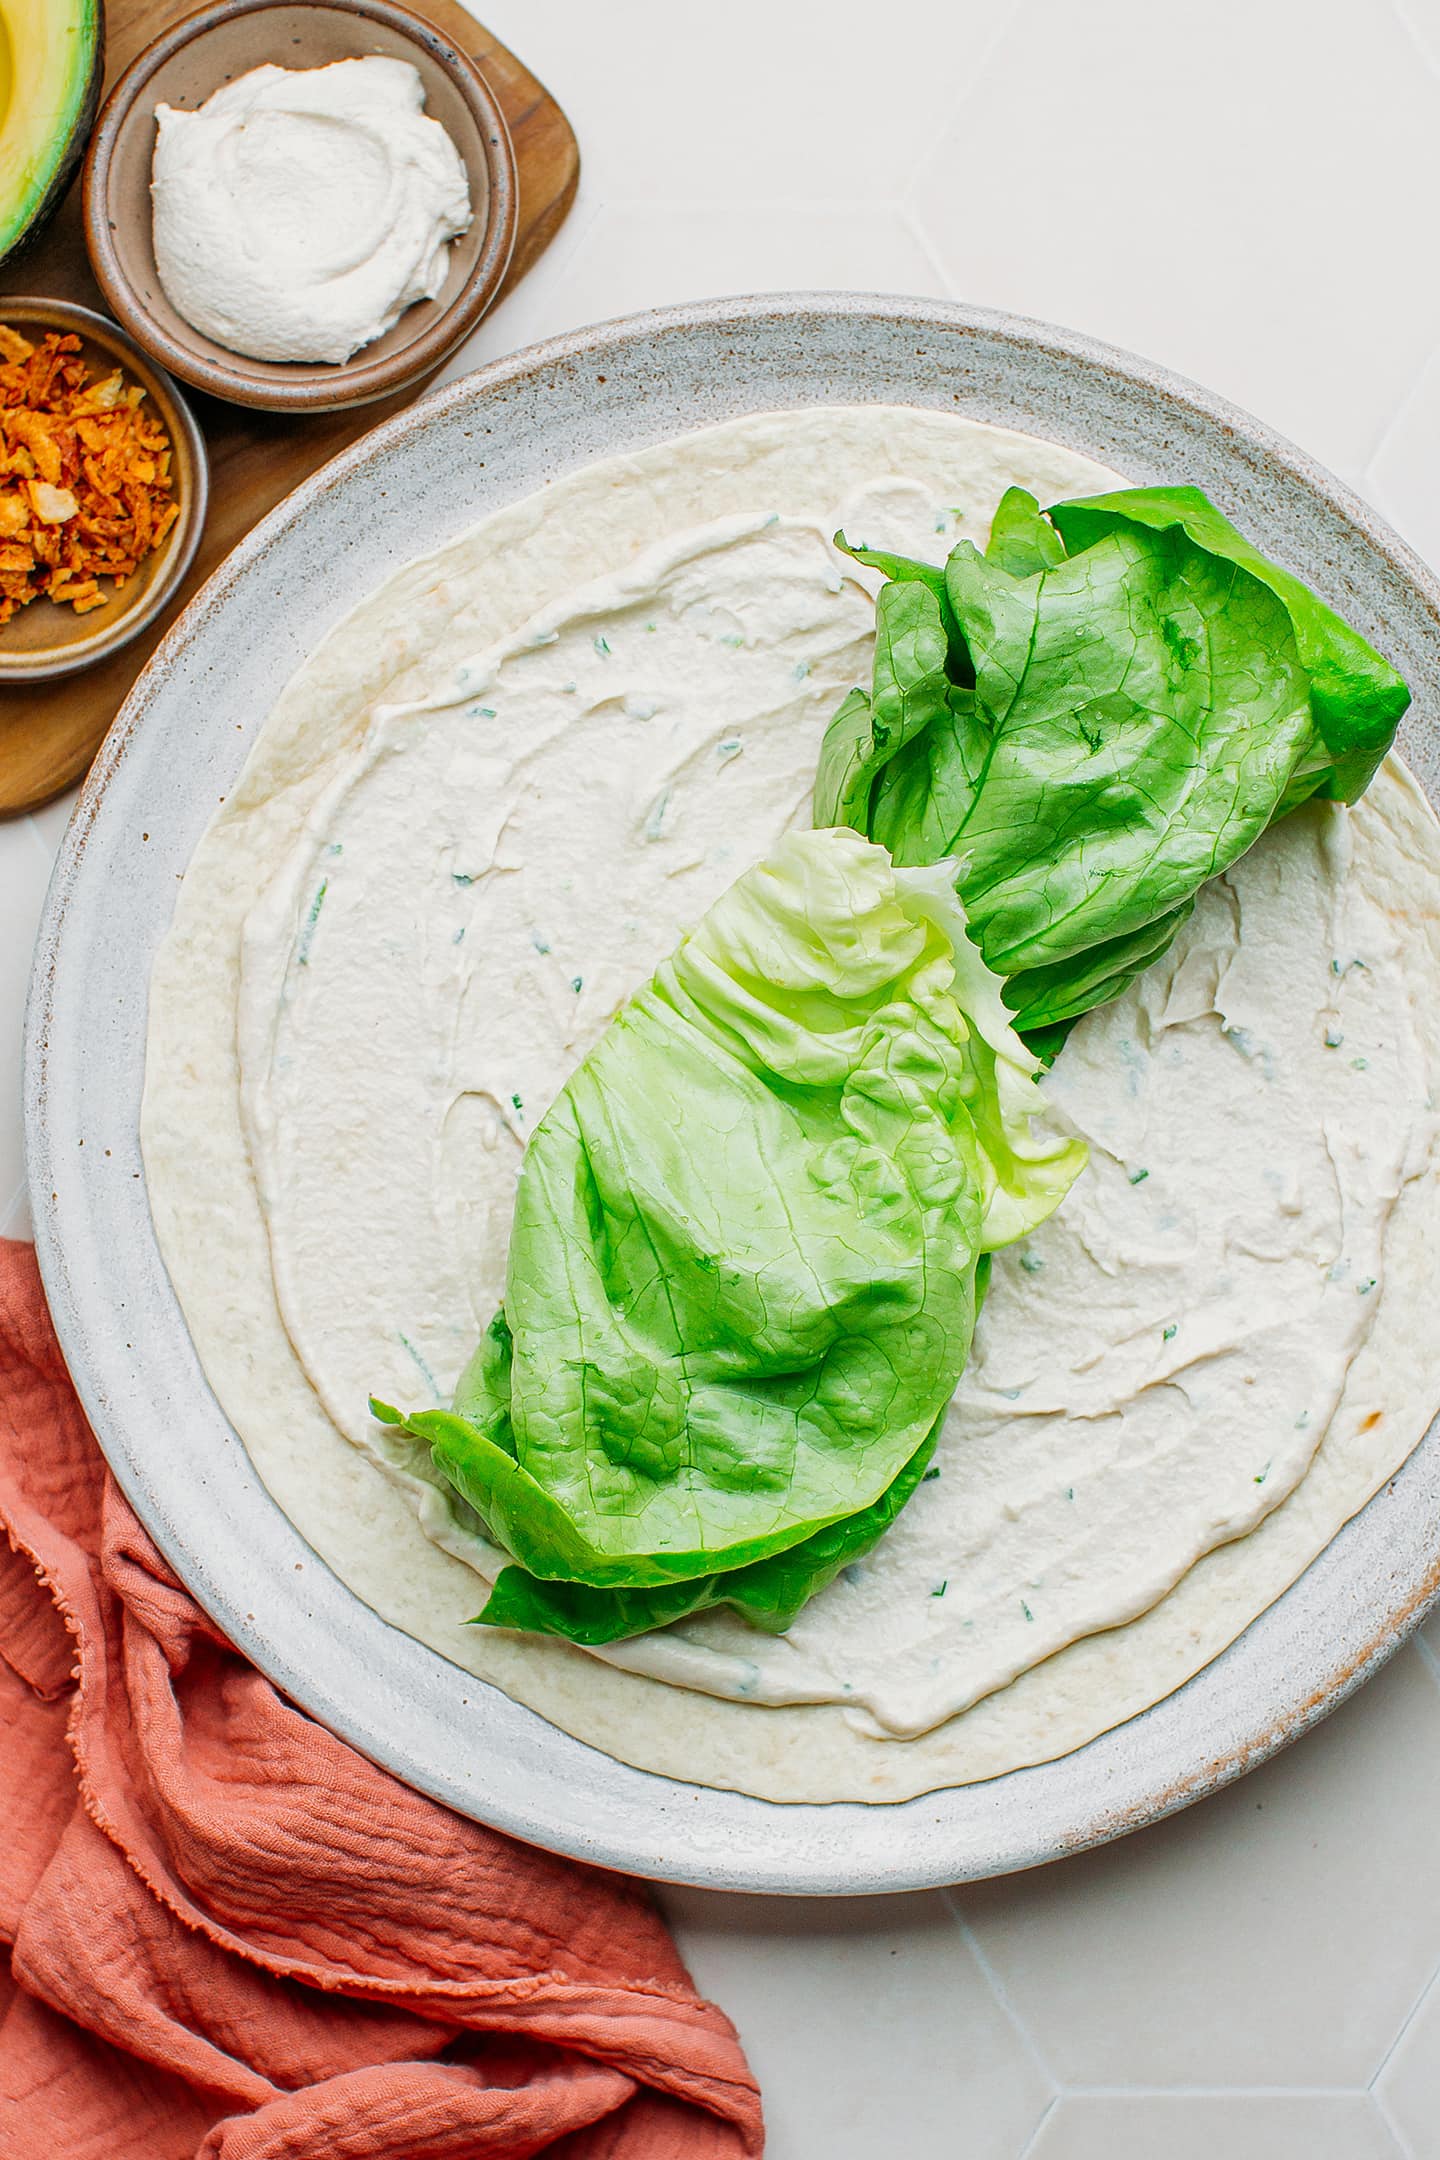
[150,56,473,366]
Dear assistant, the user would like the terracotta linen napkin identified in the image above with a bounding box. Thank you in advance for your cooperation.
[0,1238,763,2159]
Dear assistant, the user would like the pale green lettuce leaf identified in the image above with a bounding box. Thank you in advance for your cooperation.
[380,828,1082,1625]
[476,1418,942,1646]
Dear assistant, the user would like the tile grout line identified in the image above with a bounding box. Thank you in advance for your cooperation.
[0,1177,26,1240]
[1374,2084,1421,2160]
[1368,1952,1440,2094]
[1411,1628,1440,1700]
[895,0,1032,201]
[1348,0,1440,502]
[1329,0,1440,507]
[900,205,957,302]
[1391,0,1440,87]
[1358,334,1440,501]
[944,1890,1060,2092]
[1015,2094,1058,2158]
[1066,2082,1376,2100]
[21,814,57,878]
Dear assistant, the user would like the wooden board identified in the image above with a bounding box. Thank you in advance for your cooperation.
[0,0,578,818]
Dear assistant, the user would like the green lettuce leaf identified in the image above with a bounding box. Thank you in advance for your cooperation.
[816,484,1410,1034]
[830,531,968,657]
[476,1418,942,1644]
[381,828,1082,1616]
[1045,486,1409,803]
[983,484,1067,578]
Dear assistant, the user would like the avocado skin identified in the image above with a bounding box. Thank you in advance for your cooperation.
[0,0,106,271]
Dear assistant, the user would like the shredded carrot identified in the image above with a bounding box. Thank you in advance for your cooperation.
[0,327,181,626]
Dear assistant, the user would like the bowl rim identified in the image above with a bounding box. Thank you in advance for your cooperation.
[0,295,208,683]
[23,291,1440,1893]
[81,0,520,414]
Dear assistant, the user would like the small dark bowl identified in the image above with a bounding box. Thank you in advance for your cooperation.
[0,296,207,683]
[81,0,518,414]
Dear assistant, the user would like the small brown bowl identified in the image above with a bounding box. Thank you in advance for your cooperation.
[81,0,519,415]
[0,297,207,684]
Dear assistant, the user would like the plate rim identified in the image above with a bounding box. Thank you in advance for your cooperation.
[25,289,1440,1895]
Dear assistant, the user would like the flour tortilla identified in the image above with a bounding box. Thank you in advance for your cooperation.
[143,407,1440,1803]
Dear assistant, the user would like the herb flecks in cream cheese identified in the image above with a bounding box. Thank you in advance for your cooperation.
[150,58,472,365]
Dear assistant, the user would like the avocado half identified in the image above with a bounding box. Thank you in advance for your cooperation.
[0,0,104,268]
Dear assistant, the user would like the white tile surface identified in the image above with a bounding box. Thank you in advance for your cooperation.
[1365,343,1440,571]
[446,199,943,355]
[1028,2094,1404,2160]
[0,820,53,1236]
[660,1889,1050,2160]
[455,0,1014,205]
[5,0,1440,2150]
[1395,0,1440,79]
[1377,1964,1440,2159]
[909,0,1440,485]
[958,1648,1440,2090]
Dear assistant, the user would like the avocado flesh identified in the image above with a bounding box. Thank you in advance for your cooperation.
[0,0,103,267]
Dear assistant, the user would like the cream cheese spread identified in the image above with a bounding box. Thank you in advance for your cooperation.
[235,490,1438,1742]
[150,57,472,365]
[237,510,880,1459]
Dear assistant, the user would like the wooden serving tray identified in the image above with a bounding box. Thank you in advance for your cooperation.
[0,0,578,818]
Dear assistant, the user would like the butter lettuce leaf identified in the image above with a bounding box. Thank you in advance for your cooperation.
[816,484,1410,1034]
[1045,486,1409,803]
[381,828,1082,1622]
[477,1419,942,1645]
[983,484,1067,579]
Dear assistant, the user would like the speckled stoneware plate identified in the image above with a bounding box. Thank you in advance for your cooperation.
[25,295,1440,1895]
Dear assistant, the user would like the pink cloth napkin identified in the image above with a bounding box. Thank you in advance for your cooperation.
[0,1238,763,2158]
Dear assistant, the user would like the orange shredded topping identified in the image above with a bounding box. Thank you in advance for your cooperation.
[0,326,182,626]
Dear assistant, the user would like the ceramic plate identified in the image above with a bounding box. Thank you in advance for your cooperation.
[25,296,1440,1894]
